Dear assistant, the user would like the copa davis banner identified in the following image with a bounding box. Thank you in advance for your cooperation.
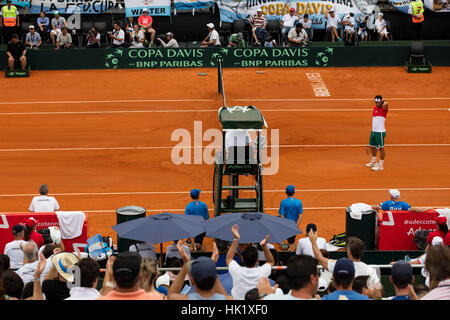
[217,0,380,28]
[29,0,117,14]
[388,0,449,13]
[124,0,171,17]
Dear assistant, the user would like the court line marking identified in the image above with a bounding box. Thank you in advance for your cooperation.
[0,144,448,152]
[0,97,449,105]
[80,205,450,213]
[0,108,448,116]
[1,187,449,197]
[234,97,450,102]
[0,99,216,105]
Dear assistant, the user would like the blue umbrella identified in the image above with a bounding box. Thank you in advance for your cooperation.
[111,212,206,244]
[204,212,302,244]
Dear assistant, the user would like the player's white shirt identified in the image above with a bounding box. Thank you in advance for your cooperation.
[296,237,327,257]
[4,240,25,269]
[372,106,388,132]
[29,195,60,212]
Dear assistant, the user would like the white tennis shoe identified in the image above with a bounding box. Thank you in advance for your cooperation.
[371,163,384,171]
[366,161,376,167]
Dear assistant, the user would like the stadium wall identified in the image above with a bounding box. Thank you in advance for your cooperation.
[1,45,449,70]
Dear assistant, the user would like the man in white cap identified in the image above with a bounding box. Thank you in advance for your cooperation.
[138,8,156,46]
[248,8,267,45]
[25,25,41,49]
[375,12,389,41]
[201,23,221,47]
[50,11,67,44]
[324,7,342,42]
[371,189,432,212]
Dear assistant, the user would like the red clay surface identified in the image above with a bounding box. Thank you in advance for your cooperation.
[0,67,449,252]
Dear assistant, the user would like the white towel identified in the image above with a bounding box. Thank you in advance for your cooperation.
[56,211,86,239]
[436,208,450,228]
[349,203,373,220]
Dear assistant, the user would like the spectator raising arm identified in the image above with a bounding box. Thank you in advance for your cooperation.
[260,235,274,267]
[226,225,240,266]
[307,229,330,271]
[32,253,47,300]
[99,256,116,296]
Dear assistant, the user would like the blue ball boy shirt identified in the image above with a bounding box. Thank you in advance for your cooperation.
[321,290,371,300]
[279,197,303,222]
[185,200,209,220]
[379,200,411,211]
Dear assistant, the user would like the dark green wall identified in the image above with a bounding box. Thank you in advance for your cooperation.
[1,45,449,71]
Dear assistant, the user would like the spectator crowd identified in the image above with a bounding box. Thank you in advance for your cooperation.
[0,183,449,300]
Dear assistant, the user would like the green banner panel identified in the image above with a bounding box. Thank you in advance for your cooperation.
[1,45,449,71]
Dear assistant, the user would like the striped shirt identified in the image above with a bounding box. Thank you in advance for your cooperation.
[420,279,450,300]
[251,14,266,28]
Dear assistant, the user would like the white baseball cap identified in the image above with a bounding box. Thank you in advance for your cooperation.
[389,189,400,198]
[142,8,148,12]
[432,236,443,246]
[378,12,384,16]
[257,8,263,12]
[155,273,170,287]
[206,23,214,29]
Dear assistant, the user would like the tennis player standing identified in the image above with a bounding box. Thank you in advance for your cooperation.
[366,95,388,171]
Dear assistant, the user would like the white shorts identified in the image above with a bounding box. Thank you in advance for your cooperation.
[378,29,388,35]
[51,28,61,36]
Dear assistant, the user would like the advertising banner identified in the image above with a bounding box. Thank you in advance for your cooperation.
[217,0,380,29]
[0,212,88,254]
[29,0,116,14]
[378,210,439,251]
[173,0,213,10]
[0,0,30,8]
[103,47,338,69]
[124,0,171,17]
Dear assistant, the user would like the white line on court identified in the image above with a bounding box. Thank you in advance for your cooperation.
[0,97,449,106]
[0,99,216,105]
[234,97,450,102]
[0,187,449,197]
[0,144,448,152]
[81,205,450,213]
[0,108,448,116]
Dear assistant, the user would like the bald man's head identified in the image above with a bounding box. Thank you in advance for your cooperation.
[23,242,38,262]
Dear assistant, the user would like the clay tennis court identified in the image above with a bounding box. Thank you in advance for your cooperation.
[0,66,449,252]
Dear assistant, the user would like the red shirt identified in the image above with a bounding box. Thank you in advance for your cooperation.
[372,105,388,118]
[138,15,152,27]
[29,231,44,248]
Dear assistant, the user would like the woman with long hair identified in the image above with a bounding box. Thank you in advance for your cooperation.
[139,258,164,298]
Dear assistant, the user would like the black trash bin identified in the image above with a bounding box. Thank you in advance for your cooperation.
[116,205,146,253]
[345,207,376,250]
